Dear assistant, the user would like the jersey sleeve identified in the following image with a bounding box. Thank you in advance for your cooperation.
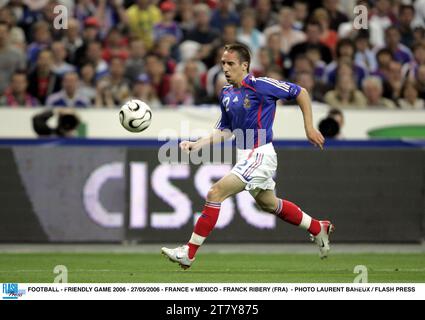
[215,92,231,130]
[255,77,302,101]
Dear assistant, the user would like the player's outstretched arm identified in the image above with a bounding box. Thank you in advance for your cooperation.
[296,87,325,150]
[180,129,233,153]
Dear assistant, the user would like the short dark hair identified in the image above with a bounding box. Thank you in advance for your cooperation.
[0,20,10,31]
[336,38,355,59]
[304,20,322,32]
[328,108,343,118]
[319,117,340,138]
[224,43,251,71]
[399,4,415,15]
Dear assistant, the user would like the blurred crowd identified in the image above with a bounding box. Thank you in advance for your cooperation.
[0,0,424,110]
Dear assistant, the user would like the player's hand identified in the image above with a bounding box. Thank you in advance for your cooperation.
[180,140,196,153]
[306,128,325,150]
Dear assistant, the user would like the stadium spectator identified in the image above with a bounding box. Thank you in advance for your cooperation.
[383,26,413,65]
[175,0,195,39]
[63,18,84,64]
[289,20,333,64]
[398,81,425,110]
[354,31,378,73]
[254,0,278,32]
[398,4,416,48]
[323,38,368,88]
[125,0,162,50]
[318,108,345,139]
[95,57,131,108]
[125,39,146,82]
[27,49,61,104]
[413,0,425,27]
[322,0,348,32]
[85,41,109,80]
[288,54,315,79]
[294,71,327,103]
[184,3,220,64]
[324,73,367,109]
[293,0,308,31]
[74,0,97,24]
[78,63,97,104]
[264,32,285,74]
[413,26,425,44]
[372,48,393,79]
[152,35,177,74]
[73,17,101,68]
[237,8,265,69]
[46,72,90,108]
[251,46,273,77]
[178,59,207,105]
[305,45,327,80]
[131,73,162,109]
[96,0,127,39]
[0,71,39,107]
[0,5,25,52]
[312,8,338,53]
[205,46,225,97]
[318,110,343,139]
[51,41,76,76]
[164,73,194,107]
[415,64,425,100]
[144,53,171,104]
[369,0,397,47]
[386,60,404,101]
[264,7,306,55]
[153,0,183,45]
[403,43,425,81]
[0,21,26,95]
[209,0,239,32]
[101,26,129,63]
[362,76,396,109]
[27,21,52,67]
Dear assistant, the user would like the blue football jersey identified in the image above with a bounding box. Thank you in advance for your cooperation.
[216,74,302,149]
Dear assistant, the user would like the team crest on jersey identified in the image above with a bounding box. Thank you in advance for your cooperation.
[243,95,251,108]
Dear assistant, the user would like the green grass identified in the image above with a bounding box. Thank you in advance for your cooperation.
[0,253,424,283]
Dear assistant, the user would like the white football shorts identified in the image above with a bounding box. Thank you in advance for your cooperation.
[230,142,277,197]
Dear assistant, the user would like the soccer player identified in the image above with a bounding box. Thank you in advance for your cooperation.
[162,43,334,269]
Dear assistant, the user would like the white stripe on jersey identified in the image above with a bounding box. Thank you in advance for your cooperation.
[257,77,290,92]
[261,77,291,90]
[214,115,222,129]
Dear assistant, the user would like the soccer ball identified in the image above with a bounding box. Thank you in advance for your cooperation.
[119,99,152,133]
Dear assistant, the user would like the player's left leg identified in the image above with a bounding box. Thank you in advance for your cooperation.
[254,190,334,259]
[162,173,246,269]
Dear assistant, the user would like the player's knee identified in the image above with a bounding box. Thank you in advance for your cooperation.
[256,199,275,213]
[206,185,224,202]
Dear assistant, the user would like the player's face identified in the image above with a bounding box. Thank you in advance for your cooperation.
[221,50,248,87]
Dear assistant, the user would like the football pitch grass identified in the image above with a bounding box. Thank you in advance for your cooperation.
[1,252,424,283]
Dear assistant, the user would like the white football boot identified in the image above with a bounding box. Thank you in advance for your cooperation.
[161,245,195,270]
[310,220,335,259]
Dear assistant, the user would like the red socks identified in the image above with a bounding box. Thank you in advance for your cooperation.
[274,199,321,236]
[187,199,321,260]
[188,201,221,259]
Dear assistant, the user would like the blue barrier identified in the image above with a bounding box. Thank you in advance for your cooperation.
[0,138,424,148]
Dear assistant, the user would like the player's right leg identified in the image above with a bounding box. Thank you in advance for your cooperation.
[161,173,246,269]
[254,190,335,259]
